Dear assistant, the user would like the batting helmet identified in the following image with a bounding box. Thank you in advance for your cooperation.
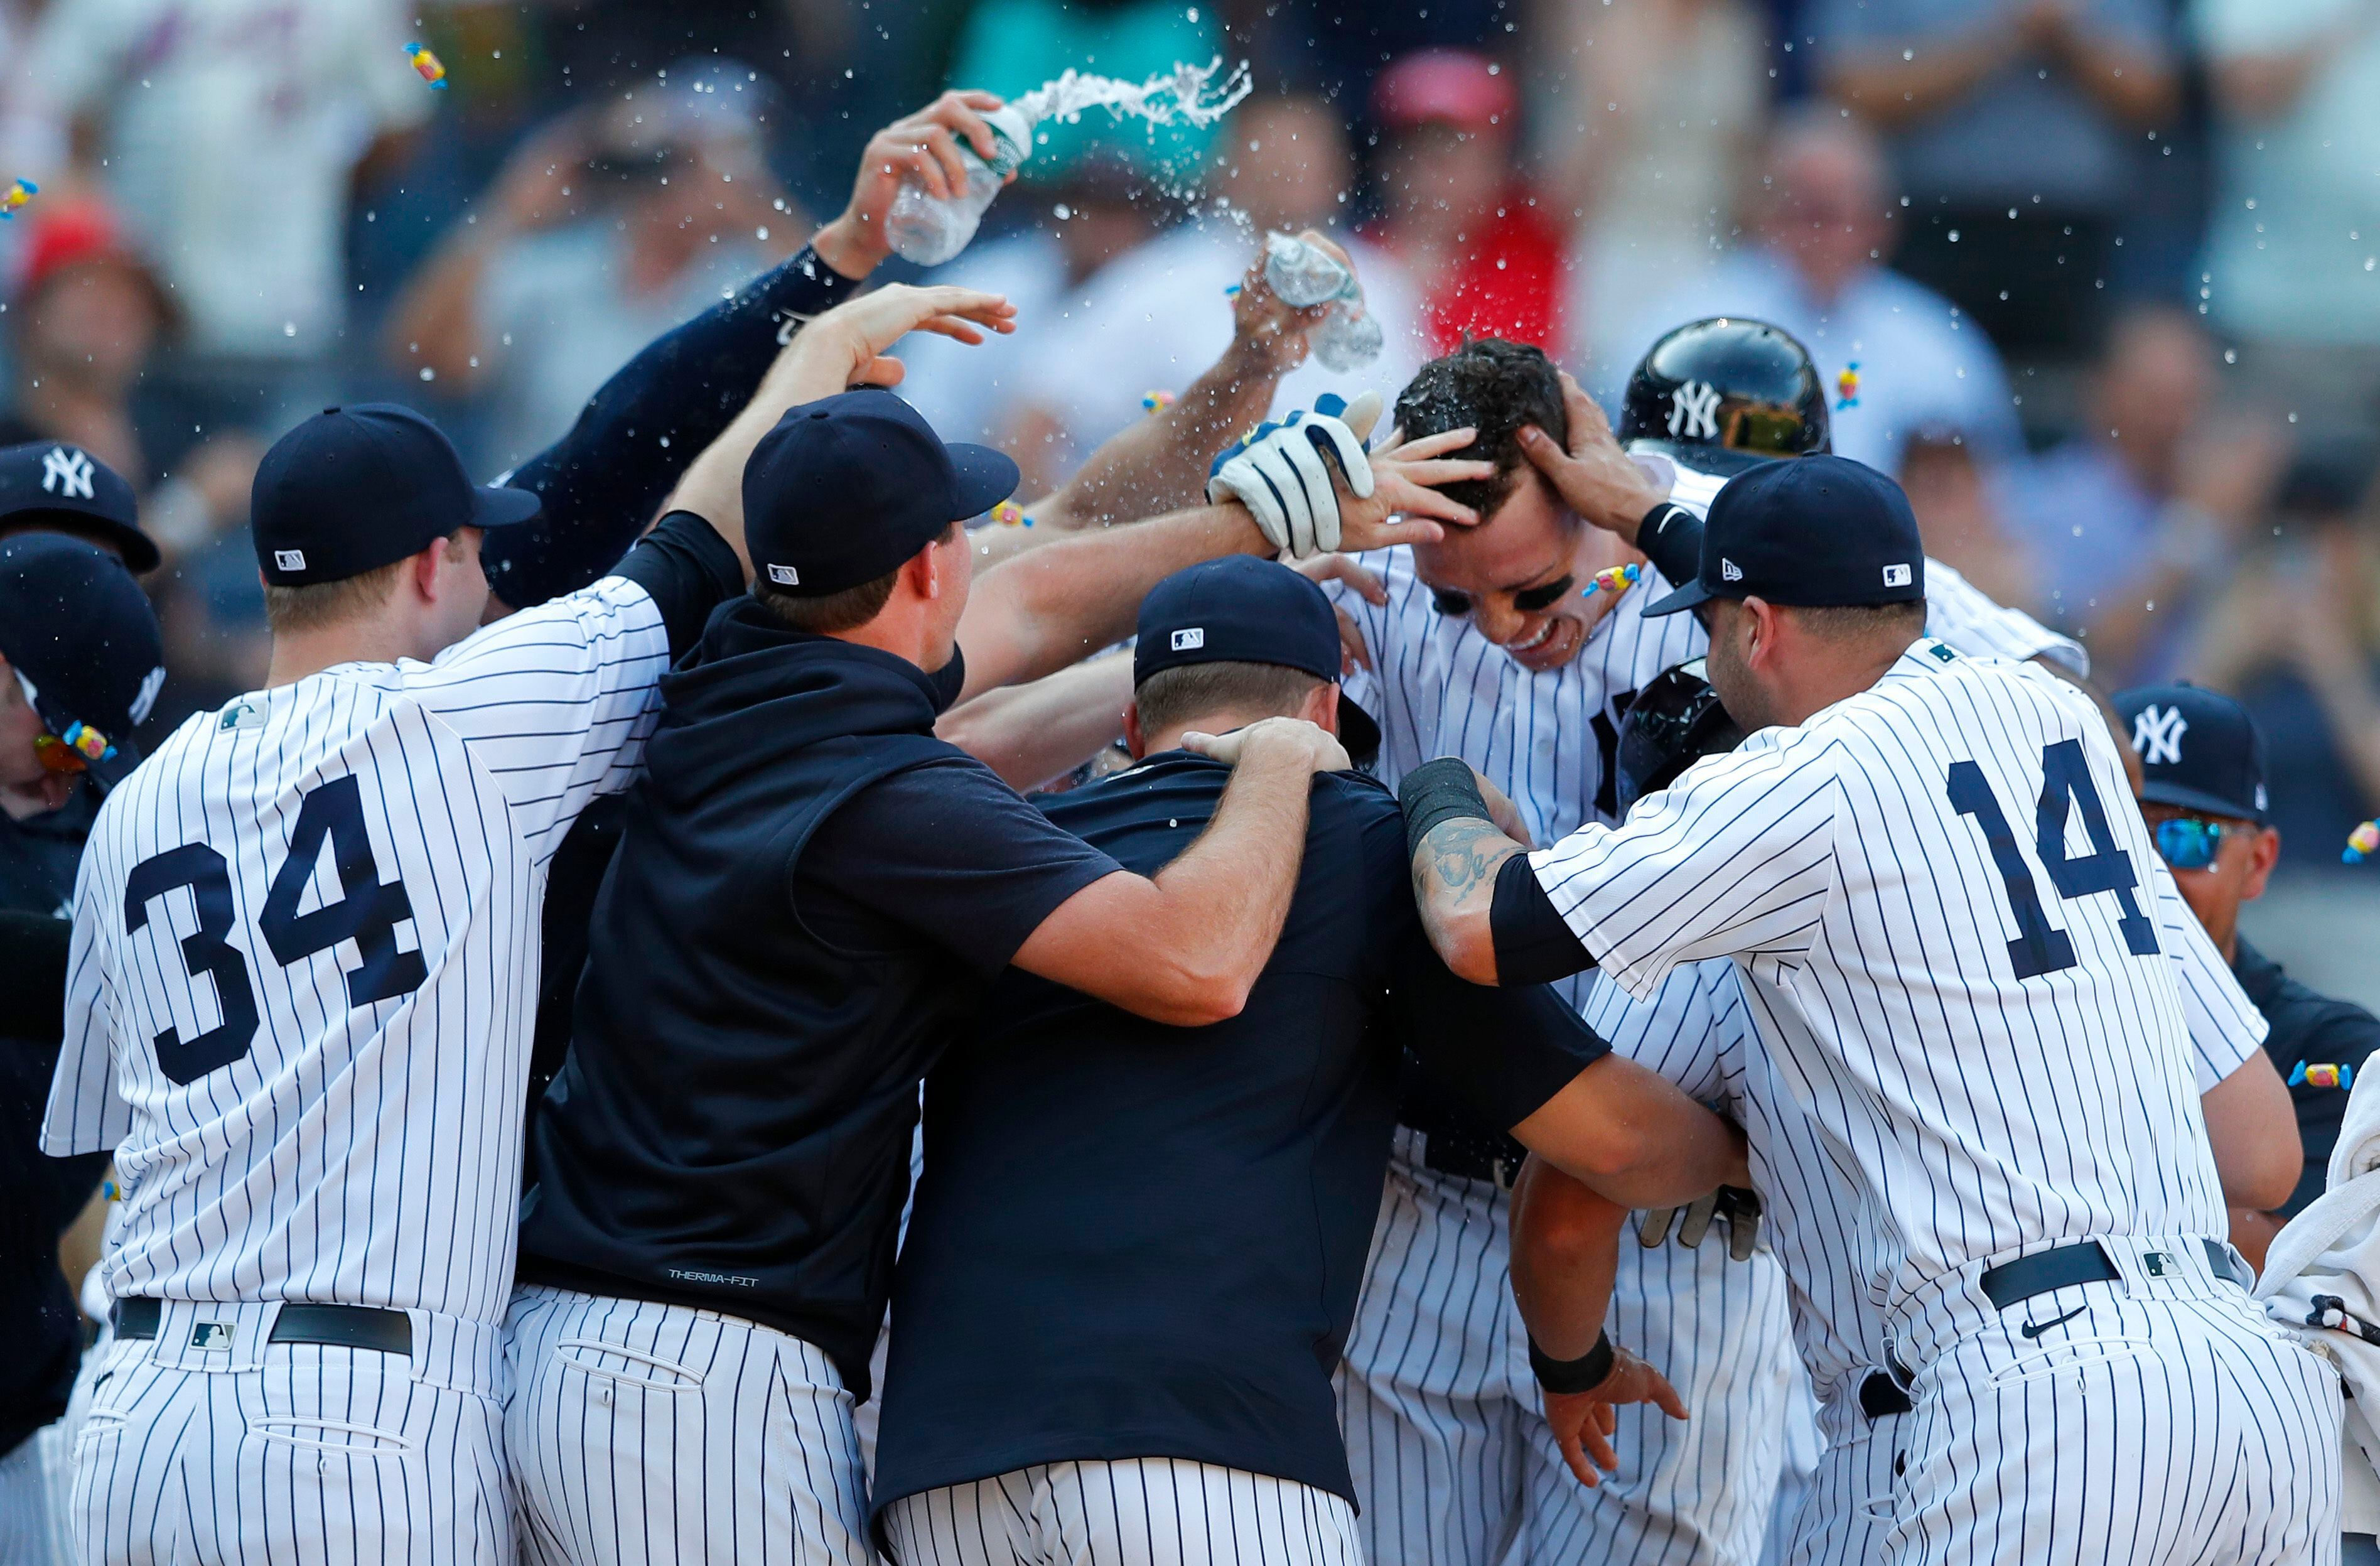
[1614,658,1746,816]
[1618,317,1831,468]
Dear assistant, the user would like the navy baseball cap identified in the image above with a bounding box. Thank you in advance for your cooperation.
[0,534,164,787]
[1133,556,1381,762]
[2114,683,2270,824]
[743,390,1018,597]
[1645,455,1925,617]
[0,441,156,572]
[252,404,541,586]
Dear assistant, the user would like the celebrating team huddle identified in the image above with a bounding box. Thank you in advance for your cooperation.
[29,87,2353,1566]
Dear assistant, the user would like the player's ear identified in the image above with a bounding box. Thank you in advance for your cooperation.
[1302,681,1340,734]
[1122,700,1147,760]
[2244,826,2281,900]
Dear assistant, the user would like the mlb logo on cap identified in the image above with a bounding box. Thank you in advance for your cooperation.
[768,564,800,586]
[274,549,306,572]
[1170,628,1205,651]
[1883,563,1912,588]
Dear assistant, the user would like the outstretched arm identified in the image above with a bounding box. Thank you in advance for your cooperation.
[936,651,1133,789]
[482,92,1016,613]
[950,426,1482,706]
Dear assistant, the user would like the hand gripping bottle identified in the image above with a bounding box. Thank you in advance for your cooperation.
[885,104,1036,267]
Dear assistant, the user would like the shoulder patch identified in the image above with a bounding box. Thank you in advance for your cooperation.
[1929,643,1957,663]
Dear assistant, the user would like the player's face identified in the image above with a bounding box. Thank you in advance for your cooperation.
[2141,803,2273,947]
[426,529,491,657]
[1412,471,1627,674]
[922,522,972,672]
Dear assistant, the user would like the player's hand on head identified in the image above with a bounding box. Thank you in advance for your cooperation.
[818,90,1012,278]
[1543,1347,1688,1489]
[1516,370,1671,541]
[1367,423,1494,532]
[1180,715,1353,774]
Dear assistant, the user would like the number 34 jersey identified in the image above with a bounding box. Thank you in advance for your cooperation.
[43,577,672,1326]
[1531,640,2230,1311]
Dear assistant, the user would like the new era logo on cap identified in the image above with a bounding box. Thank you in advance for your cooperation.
[767,564,800,586]
[1883,563,1912,588]
[273,549,306,572]
[1721,558,1743,581]
[1170,627,1205,651]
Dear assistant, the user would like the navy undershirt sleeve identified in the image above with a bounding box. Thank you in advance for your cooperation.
[1389,921,1609,1131]
[1491,852,1597,984]
[1639,501,1702,591]
[797,759,1124,977]
[609,511,745,659]
[486,246,859,610]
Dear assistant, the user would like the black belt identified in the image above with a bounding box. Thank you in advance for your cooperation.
[1859,1369,1914,1420]
[1416,1125,1527,1189]
[112,1299,414,1356]
[1976,1238,2245,1312]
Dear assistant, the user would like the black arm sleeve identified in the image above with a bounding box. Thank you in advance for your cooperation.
[1639,501,1703,591]
[610,511,745,659]
[1491,853,1596,984]
[484,246,859,610]
[1390,921,1610,1133]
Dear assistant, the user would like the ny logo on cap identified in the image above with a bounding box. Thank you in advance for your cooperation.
[2132,705,2188,767]
[767,564,799,586]
[273,549,306,572]
[41,446,93,500]
[1882,563,1912,588]
[1170,627,1205,651]
[1668,381,1721,442]
[1720,558,1743,582]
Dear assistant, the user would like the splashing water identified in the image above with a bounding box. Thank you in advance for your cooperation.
[1012,57,1252,136]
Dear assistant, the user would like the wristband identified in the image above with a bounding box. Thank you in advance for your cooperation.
[1399,757,1493,862]
[1528,1330,1615,1395]
[1637,501,1703,590]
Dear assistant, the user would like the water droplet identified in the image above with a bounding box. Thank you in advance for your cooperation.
[1947,229,1960,243]
[755,225,769,240]
[419,367,435,381]
[2224,349,2236,364]
[1902,48,1914,60]
[283,321,296,337]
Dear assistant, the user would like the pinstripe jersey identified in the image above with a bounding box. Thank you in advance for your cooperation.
[41,576,672,1325]
[1574,851,2266,1412]
[1533,641,2231,1314]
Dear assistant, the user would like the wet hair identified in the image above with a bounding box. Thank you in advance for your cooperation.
[1392,338,1568,519]
[1133,659,1323,738]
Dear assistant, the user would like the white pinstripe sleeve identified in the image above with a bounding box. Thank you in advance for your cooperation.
[43,846,131,1155]
[1576,965,1738,1103]
[1528,731,1842,999]
[2148,855,2269,1090]
[399,575,674,859]
[1922,558,2088,679]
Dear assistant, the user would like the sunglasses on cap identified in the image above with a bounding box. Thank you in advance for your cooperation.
[33,720,114,775]
[2151,814,2233,873]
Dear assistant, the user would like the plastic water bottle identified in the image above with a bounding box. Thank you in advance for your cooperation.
[1311,304,1385,373]
[1263,230,1353,308]
[885,105,1035,267]
[1261,230,1382,371]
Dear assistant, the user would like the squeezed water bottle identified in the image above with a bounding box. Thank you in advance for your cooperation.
[1261,230,1382,370]
[885,104,1036,267]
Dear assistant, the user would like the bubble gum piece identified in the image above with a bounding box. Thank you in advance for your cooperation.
[1834,362,1861,411]
[991,500,1031,528]
[1141,390,1176,414]
[0,178,38,219]
[1591,562,1642,595]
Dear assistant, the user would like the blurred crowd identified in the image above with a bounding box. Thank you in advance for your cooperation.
[0,0,2374,870]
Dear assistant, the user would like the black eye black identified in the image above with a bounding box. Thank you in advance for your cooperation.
[1431,590,1473,617]
[1512,576,1575,613]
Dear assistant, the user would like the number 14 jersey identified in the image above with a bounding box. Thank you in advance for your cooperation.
[1531,640,2230,1311]
[43,576,672,1325]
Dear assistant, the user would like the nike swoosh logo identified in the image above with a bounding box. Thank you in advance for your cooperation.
[2019,1304,2089,1340]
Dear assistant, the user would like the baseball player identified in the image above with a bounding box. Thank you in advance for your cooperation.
[1564,661,2299,1566]
[1263,327,2091,1566]
[38,278,1014,1563]
[1400,453,2342,1566]
[869,556,1741,1566]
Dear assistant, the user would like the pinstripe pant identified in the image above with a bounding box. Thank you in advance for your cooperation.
[504,1285,873,1566]
[1,1431,59,1566]
[881,1459,1366,1566]
[65,1309,507,1564]
[1774,1406,1899,1566]
[1890,1290,2340,1565]
[1337,1140,1792,1566]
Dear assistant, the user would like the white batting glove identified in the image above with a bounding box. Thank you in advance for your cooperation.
[1206,392,1383,559]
